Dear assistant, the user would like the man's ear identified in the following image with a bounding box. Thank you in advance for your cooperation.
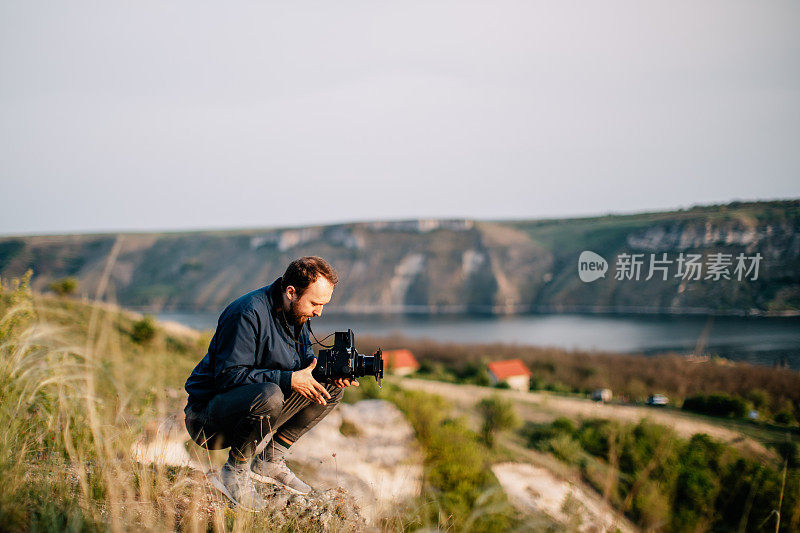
[286,285,297,301]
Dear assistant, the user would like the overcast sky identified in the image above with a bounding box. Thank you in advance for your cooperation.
[1,1,798,236]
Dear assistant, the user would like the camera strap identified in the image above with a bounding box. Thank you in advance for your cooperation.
[306,320,335,348]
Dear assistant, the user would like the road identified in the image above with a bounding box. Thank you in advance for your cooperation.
[396,377,771,457]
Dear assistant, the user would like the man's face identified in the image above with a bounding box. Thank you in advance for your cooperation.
[285,276,334,326]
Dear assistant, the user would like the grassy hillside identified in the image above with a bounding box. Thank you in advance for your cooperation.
[0,272,365,531]
[1,199,798,316]
[4,268,799,531]
[398,378,800,532]
[0,272,545,532]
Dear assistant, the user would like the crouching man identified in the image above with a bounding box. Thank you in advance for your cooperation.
[183,256,358,510]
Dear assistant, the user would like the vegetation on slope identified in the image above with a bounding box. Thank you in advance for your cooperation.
[359,334,800,427]
[523,416,800,531]
[0,272,359,531]
[1,272,554,531]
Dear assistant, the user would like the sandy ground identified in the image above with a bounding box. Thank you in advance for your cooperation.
[131,397,422,525]
[492,462,637,533]
[286,399,423,523]
[398,378,770,456]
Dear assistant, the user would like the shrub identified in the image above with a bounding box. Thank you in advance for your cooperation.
[681,393,748,418]
[551,417,577,435]
[476,395,520,447]
[392,390,516,531]
[131,315,157,344]
[48,277,78,297]
[546,433,583,464]
[576,419,621,460]
[338,419,361,437]
[523,416,800,531]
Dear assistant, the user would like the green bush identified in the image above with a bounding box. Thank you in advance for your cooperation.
[338,419,361,437]
[392,389,516,531]
[476,395,520,447]
[131,315,157,344]
[576,419,621,460]
[48,277,78,297]
[416,360,458,382]
[681,393,748,418]
[341,375,387,403]
[546,433,583,464]
[523,417,576,450]
[551,416,577,435]
[522,416,800,532]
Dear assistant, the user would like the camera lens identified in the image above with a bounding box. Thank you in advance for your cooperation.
[354,352,383,378]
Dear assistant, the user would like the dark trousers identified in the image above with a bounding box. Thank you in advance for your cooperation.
[184,381,343,461]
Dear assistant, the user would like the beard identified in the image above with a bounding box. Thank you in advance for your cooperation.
[283,298,308,327]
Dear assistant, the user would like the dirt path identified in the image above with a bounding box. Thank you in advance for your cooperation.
[397,378,770,457]
[493,462,637,533]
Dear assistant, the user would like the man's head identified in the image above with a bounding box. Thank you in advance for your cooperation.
[280,256,338,326]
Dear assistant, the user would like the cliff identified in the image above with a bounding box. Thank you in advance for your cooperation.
[1,200,798,316]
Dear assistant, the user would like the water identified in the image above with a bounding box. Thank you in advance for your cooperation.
[157,310,800,369]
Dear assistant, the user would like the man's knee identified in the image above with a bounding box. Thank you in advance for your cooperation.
[250,382,284,419]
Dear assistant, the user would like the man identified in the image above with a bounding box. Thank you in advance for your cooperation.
[183,256,358,511]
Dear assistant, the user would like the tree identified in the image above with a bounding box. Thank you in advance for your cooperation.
[477,395,520,447]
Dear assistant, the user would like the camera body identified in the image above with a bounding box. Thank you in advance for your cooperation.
[312,329,384,385]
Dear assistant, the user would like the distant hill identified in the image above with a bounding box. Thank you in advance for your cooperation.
[1,199,798,316]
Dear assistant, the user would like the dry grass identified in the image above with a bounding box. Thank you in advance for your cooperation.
[0,271,365,532]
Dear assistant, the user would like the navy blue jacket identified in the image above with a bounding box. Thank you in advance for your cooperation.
[184,277,315,407]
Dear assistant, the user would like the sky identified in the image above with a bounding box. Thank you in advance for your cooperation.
[1,1,799,236]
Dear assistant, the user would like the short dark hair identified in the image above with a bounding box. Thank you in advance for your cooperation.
[281,256,338,296]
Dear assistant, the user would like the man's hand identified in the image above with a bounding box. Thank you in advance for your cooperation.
[333,378,360,388]
[291,359,331,405]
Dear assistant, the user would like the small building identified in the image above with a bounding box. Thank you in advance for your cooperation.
[591,388,613,402]
[487,359,532,391]
[383,349,420,376]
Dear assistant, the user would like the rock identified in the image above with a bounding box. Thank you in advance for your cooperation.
[260,485,367,531]
[133,398,422,527]
[283,399,423,524]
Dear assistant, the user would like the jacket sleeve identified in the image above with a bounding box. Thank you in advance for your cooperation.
[212,309,294,396]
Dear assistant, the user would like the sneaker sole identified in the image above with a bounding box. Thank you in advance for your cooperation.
[250,471,311,495]
[208,471,265,512]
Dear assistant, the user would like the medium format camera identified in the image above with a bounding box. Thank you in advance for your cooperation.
[313,329,384,386]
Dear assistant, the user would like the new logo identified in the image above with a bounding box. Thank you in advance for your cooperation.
[578,251,608,283]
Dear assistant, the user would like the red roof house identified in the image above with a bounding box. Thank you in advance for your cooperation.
[383,349,420,376]
[487,359,532,391]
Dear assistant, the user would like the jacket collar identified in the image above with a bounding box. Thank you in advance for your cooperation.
[267,277,283,316]
[268,277,307,341]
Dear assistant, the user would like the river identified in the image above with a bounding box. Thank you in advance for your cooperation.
[157,311,800,369]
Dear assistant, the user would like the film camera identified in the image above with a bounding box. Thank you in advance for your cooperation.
[312,329,384,386]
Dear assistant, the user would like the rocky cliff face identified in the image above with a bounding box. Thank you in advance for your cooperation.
[1,201,798,315]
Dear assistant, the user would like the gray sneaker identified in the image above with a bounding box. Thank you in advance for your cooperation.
[250,457,312,495]
[212,462,267,511]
